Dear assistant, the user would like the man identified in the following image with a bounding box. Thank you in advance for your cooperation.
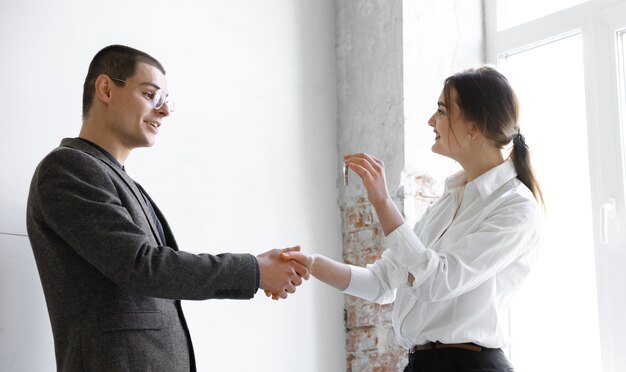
[26,44,308,371]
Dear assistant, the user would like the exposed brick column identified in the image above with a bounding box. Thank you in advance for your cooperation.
[342,198,406,371]
[335,0,483,370]
[341,193,438,372]
[335,0,406,369]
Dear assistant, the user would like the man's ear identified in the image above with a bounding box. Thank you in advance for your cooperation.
[94,74,113,104]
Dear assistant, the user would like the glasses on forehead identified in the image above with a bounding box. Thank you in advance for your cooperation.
[111,77,174,112]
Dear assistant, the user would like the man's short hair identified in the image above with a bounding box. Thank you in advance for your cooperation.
[82,45,166,119]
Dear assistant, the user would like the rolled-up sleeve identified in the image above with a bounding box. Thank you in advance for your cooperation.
[342,222,431,304]
[344,196,540,304]
[343,264,394,303]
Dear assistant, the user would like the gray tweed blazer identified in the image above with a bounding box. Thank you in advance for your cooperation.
[26,138,258,371]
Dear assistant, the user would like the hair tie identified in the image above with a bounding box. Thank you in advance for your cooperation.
[513,131,526,147]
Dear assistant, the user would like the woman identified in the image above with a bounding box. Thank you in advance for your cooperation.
[280,66,543,371]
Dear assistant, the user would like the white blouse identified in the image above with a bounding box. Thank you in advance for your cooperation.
[344,160,542,349]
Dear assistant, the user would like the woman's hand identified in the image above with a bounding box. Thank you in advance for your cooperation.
[344,152,404,236]
[344,153,391,205]
[263,250,314,301]
[259,246,309,301]
[265,246,315,300]
[280,250,315,274]
[281,251,351,291]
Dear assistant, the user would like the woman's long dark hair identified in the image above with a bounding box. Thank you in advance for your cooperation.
[443,66,544,205]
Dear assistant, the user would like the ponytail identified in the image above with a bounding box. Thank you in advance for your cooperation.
[510,131,544,206]
[445,66,544,207]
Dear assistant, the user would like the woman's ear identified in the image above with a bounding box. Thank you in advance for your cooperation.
[467,122,481,140]
[94,74,113,104]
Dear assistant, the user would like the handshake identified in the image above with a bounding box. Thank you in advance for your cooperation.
[256,246,314,300]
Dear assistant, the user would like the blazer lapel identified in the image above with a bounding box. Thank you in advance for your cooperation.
[138,187,179,251]
[60,138,165,246]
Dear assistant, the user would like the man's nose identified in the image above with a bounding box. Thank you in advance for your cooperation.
[157,103,170,117]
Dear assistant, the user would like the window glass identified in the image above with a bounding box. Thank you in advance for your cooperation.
[500,34,603,372]
[497,0,589,30]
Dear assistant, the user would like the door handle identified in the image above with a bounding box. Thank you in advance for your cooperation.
[600,197,616,245]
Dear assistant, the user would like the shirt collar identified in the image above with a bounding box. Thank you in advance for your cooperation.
[443,169,467,195]
[75,137,125,171]
[443,159,517,200]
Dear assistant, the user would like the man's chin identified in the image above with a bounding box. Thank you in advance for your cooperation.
[132,138,157,150]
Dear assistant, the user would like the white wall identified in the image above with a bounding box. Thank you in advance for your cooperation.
[0,0,345,371]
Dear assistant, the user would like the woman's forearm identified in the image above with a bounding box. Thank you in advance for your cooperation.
[311,254,351,291]
[371,198,404,236]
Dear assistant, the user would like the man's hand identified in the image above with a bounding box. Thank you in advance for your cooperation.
[256,246,309,300]
[280,250,351,292]
[280,250,315,271]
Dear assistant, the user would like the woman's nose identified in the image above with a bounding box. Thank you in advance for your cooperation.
[427,113,436,127]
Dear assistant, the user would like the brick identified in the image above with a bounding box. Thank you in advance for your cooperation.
[345,293,368,308]
[342,203,377,231]
[343,227,381,254]
[343,246,382,267]
[342,227,383,266]
[346,302,394,328]
[347,347,407,372]
[377,326,398,350]
[346,325,400,353]
[346,327,378,352]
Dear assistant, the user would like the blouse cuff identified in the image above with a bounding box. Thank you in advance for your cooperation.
[343,265,383,302]
[384,221,428,267]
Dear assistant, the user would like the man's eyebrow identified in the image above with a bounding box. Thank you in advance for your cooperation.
[139,82,161,90]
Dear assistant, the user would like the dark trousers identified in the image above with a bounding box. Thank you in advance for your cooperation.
[404,347,514,372]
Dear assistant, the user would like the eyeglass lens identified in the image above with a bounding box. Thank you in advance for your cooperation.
[111,77,172,111]
[153,91,164,109]
[153,91,173,111]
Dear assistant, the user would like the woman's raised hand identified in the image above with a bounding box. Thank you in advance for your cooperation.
[344,153,391,205]
[344,153,404,236]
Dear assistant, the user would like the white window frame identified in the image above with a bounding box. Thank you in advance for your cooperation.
[485,1,626,371]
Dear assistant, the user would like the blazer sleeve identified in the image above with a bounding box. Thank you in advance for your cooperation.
[30,147,258,300]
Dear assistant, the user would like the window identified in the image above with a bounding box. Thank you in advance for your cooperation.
[486,1,626,371]
[618,30,626,175]
[497,0,589,30]
[500,34,601,372]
